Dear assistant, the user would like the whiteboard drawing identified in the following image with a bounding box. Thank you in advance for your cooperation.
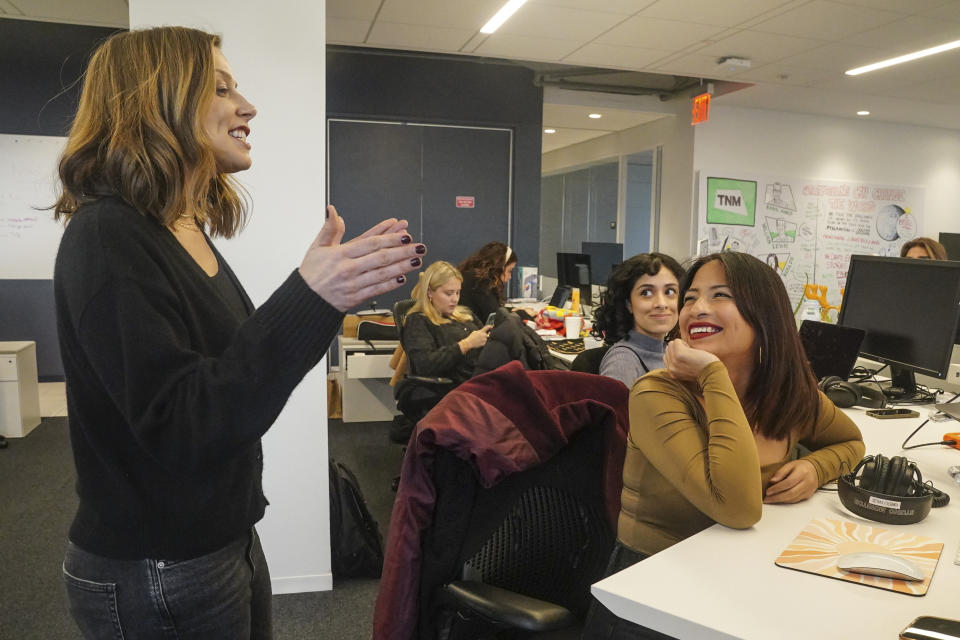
[765,216,798,243]
[764,182,796,212]
[875,204,904,241]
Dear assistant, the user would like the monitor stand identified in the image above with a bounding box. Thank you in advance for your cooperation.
[885,366,918,400]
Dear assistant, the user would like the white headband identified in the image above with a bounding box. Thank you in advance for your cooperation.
[505,246,513,262]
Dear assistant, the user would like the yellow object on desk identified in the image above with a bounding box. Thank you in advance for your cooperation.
[570,288,580,315]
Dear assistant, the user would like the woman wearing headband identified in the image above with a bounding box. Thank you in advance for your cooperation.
[457,241,518,322]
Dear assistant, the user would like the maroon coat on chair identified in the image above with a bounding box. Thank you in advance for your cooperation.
[372,361,629,640]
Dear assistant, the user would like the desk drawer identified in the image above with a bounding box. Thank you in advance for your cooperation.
[346,353,394,379]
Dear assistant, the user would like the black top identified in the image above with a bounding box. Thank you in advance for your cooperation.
[54,196,344,560]
[403,312,480,385]
[458,272,500,323]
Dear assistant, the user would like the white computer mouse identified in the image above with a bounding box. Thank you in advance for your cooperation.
[836,552,924,581]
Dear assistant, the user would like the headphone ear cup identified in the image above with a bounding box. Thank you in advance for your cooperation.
[859,454,884,491]
[886,456,907,495]
[819,376,843,391]
[821,377,860,409]
[853,384,887,409]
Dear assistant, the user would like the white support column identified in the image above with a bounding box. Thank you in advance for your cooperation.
[129,1,332,593]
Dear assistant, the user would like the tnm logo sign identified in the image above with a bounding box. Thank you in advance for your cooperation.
[714,189,747,216]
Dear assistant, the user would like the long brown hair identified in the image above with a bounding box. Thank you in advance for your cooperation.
[458,242,517,304]
[680,252,820,440]
[900,237,947,260]
[53,26,247,237]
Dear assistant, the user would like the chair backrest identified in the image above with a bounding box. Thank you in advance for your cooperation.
[570,344,612,374]
[393,298,417,336]
[418,422,615,633]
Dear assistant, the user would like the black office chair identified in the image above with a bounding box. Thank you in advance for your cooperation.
[391,299,456,442]
[569,344,612,374]
[418,422,615,639]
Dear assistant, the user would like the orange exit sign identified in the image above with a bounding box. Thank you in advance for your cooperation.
[691,92,711,125]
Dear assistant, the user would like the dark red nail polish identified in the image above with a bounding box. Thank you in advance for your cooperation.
[400,234,412,244]
[410,257,421,267]
[396,275,406,284]
[325,207,330,219]
[415,244,426,255]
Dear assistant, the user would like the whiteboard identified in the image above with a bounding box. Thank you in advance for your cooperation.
[0,135,67,279]
[696,171,924,319]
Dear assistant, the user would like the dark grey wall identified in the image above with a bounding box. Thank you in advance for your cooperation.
[1,20,120,380]
[326,48,543,281]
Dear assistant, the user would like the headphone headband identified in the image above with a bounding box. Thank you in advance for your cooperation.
[838,454,948,525]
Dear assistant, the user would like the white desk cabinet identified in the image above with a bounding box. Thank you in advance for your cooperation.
[337,337,400,423]
[0,341,42,437]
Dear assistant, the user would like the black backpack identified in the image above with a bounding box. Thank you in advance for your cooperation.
[329,459,385,578]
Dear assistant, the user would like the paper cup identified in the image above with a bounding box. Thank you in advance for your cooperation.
[564,315,582,338]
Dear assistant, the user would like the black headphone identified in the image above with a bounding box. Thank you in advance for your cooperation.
[818,376,887,409]
[838,454,950,525]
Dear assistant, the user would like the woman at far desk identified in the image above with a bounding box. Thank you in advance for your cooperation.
[592,253,685,387]
[583,252,865,639]
[901,236,948,260]
[404,261,492,386]
[457,241,517,321]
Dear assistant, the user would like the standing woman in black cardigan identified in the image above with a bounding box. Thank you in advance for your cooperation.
[52,27,424,639]
[404,261,492,385]
[457,241,518,321]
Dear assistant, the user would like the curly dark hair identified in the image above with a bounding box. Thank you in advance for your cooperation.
[458,242,518,304]
[591,252,685,344]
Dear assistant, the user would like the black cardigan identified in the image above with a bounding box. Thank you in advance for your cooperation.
[54,196,343,560]
[403,312,480,385]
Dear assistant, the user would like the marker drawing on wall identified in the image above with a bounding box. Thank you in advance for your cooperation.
[764,182,796,212]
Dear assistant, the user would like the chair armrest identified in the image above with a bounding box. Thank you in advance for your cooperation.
[406,375,454,385]
[441,580,574,631]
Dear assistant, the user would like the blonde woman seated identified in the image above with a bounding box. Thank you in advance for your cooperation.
[584,252,865,639]
[403,261,492,386]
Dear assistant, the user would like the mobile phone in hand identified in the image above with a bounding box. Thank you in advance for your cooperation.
[866,408,920,419]
[485,312,497,326]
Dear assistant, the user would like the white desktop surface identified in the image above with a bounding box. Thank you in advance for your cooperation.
[592,407,960,640]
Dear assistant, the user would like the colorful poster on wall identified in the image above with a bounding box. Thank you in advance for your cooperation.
[696,172,924,320]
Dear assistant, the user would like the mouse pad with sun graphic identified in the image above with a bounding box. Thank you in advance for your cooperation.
[775,518,943,596]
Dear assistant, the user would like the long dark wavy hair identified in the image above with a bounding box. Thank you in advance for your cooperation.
[458,241,518,305]
[591,252,685,345]
[681,252,820,441]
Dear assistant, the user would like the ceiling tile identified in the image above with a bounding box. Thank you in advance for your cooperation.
[639,0,796,27]
[871,75,960,103]
[367,22,475,51]
[695,29,824,63]
[497,4,628,40]
[530,0,657,16]
[377,0,504,30]
[919,2,960,22]
[812,46,960,89]
[778,42,888,72]
[843,15,960,52]
[596,15,727,51]
[752,0,904,41]
[327,18,372,43]
[561,43,669,69]
[474,33,582,61]
[542,129,611,153]
[832,0,947,12]
[544,103,667,131]
[9,0,127,26]
[327,0,382,21]
[735,62,836,86]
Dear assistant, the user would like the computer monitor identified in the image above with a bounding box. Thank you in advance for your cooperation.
[557,252,592,306]
[939,232,960,261]
[581,241,624,286]
[838,255,960,399]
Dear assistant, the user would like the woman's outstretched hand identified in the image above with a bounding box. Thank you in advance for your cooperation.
[664,338,719,381]
[298,205,426,312]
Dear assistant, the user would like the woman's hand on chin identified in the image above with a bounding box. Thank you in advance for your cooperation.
[298,205,425,312]
[664,338,719,381]
[763,459,819,504]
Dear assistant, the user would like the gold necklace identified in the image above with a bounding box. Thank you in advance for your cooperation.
[173,213,203,232]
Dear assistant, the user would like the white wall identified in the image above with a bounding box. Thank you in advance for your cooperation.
[130,1,332,593]
[541,97,696,262]
[693,105,960,239]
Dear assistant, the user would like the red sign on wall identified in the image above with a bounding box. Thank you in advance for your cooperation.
[456,196,475,208]
[691,92,711,125]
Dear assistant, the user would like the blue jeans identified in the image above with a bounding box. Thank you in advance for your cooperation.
[62,528,272,639]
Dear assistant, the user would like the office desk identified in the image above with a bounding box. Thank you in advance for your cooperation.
[592,408,960,639]
[337,336,400,423]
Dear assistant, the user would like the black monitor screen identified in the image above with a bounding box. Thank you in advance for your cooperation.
[581,242,624,286]
[557,253,592,305]
[939,232,960,261]
[838,255,960,396]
